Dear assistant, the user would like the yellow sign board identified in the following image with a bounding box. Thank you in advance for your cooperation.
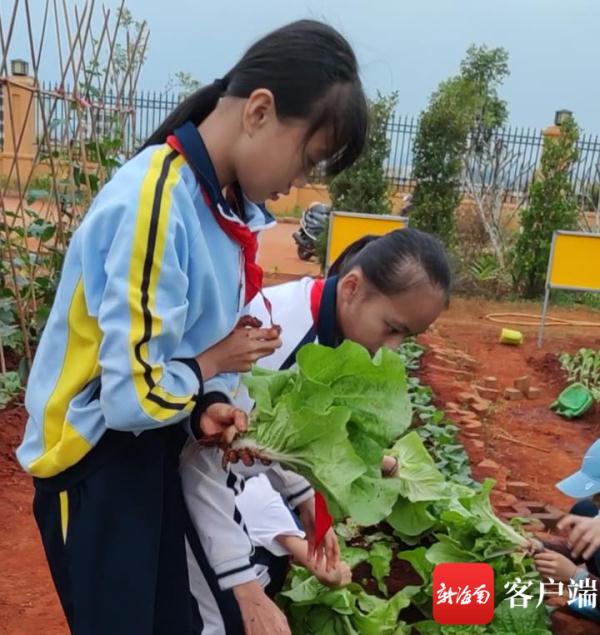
[538,231,600,346]
[326,212,408,267]
[548,231,600,291]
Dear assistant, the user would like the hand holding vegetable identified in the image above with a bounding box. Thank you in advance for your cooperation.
[197,420,271,469]
[525,538,545,555]
[533,549,578,583]
[197,402,247,440]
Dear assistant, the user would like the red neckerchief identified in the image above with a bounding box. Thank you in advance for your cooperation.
[310,278,326,324]
[309,277,333,546]
[166,134,263,304]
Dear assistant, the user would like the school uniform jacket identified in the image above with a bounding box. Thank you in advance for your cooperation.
[16,123,275,478]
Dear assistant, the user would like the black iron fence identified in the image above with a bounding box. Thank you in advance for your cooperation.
[27,84,600,199]
[36,82,180,157]
[384,113,600,200]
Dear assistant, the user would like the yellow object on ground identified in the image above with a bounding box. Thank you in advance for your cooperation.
[499,328,523,345]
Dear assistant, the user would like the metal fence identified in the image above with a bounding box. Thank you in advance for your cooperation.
[384,113,600,199]
[29,84,600,198]
[36,82,180,157]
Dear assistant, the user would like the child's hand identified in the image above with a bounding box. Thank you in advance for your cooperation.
[557,514,600,560]
[198,403,247,439]
[533,549,578,583]
[314,560,352,588]
[197,324,282,377]
[297,499,340,573]
[525,538,545,556]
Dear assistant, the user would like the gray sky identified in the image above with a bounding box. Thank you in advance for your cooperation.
[6,0,600,132]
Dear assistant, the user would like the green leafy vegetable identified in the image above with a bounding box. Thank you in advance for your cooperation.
[366,542,394,596]
[0,371,21,409]
[413,600,551,634]
[274,340,548,633]
[435,480,530,554]
[338,538,369,569]
[388,431,448,502]
[279,566,418,635]
[490,599,552,634]
[237,341,412,524]
[388,498,436,537]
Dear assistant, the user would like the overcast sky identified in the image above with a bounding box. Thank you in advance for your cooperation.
[5,0,600,133]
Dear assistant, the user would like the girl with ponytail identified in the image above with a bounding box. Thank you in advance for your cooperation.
[182,227,452,633]
[19,19,367,635]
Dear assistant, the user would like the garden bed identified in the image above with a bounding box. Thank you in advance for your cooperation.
[1,296,600,633]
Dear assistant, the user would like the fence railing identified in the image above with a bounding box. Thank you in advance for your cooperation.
[7,83,597,199]
[384,113,600,200]
[36,82,180,158]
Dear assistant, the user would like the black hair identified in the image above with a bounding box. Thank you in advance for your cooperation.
[328,228,451,299]
[138,20,367,176]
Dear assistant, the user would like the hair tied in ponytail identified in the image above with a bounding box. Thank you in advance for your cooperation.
[213,77,228,93]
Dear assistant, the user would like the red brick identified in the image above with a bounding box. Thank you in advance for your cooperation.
[476,459,503,484]
[519,501,547,513]
[474,385,500,401]
[452,381,469,390]
[433,355,459,369]
[504,387,524,401]
[465,421,483,431]
[478,459,499,470]
[483,376,499,389]
[521,517,545,530]
[495,477,508,492]
[512,503,532,517]
[506,481,530,497]
[531,508,563,530]
[470,401,491,416]
[458,392,478,405]
[527,387,542,400]
[462,439,484,463]
[427,364,474,381]
[453,351,478,369]
[513,376,531,393]
[490,490,518,509]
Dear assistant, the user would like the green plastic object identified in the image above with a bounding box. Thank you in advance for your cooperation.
[551,382,594,419]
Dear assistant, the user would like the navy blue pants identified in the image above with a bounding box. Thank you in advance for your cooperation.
[33,425,200,635]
